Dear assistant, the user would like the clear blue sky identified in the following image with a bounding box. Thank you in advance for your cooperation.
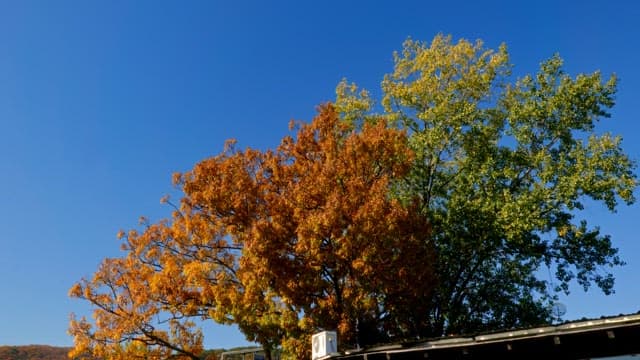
[1,0,639,349]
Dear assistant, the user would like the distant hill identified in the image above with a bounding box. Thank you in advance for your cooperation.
[0,345,72,360]
[0,345,254,360]
[0,346,241,360]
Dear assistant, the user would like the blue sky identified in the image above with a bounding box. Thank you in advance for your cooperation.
[1,0,639,349]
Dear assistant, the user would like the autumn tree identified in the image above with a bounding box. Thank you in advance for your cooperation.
[240,106,434,354]
[69,144,290,360]
[69,233,209,360]
[336,34,638,336]
[70,105,433,359]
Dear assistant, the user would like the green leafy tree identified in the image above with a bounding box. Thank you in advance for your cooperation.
[336,34,637,336]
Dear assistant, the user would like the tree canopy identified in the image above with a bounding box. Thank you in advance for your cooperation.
[336,35,636,334]
[70,35,637,359]
[70,105,433,359]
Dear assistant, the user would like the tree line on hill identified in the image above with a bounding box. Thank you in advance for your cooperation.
[0,345,254,360]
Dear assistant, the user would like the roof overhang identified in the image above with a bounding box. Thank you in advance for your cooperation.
[338,314,640,359]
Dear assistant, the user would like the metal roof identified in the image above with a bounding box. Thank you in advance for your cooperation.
[336,313,640,359]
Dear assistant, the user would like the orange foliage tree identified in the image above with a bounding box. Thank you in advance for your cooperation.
[241,106,434,353]
[69,105,435,359]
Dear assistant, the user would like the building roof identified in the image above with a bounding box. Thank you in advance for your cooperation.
[334,313,640,359]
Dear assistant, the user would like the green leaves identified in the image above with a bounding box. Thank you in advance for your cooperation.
[337,34,637,336]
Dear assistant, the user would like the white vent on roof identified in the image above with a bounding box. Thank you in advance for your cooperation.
[312,331,338,359]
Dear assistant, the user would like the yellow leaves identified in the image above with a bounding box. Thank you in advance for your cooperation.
[382,34,510,135]
[68,283,82,298]
[68,314,94,359]
[69,220,217,358]
[335,79,374,127]
[171,171,183,187]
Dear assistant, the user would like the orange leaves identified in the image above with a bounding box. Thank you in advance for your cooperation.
[70,103,435,359]
[68,213,228,359]
[239,104,434,349]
